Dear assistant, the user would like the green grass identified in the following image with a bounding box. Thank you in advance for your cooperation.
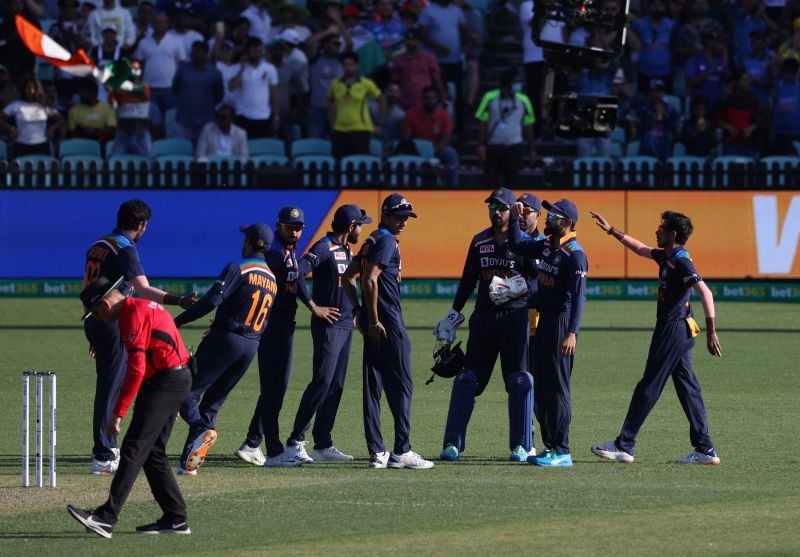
[0,298,798,556]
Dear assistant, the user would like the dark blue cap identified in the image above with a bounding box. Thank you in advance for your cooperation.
[543,199,579,223]
[333,204,372,228]
[239,221,274,248]
[485,187,516,206]
[382,193,417,218]
[517,193,542,211]
[277,206,305,225]
[80,275,124,321]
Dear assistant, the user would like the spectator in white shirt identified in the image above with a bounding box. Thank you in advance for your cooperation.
[88,0,136,50]
[169,8,204,56]
[0,79,61,158]
[196,104,249,161]
[273,28,309,145]
[241,0,271,44]
[229,36,280,139]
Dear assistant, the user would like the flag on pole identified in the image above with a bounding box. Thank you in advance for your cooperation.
[15,14,96,77]
[99,59,135,91]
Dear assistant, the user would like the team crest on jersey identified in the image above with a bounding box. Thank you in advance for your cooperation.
[337,263,347,274]
[480,244,494,253]
[552,254,561,265]
[287,271,298,282]
[334,251,347,260]
[542,248,551,257]
[506,250,515,259]
[661,268,667,279]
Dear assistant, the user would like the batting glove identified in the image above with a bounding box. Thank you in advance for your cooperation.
[434,308,465,342]
[489,275,528,306]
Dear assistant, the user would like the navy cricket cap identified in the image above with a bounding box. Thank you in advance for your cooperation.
[517,193,542,212]
[80,275,124,321]
[485,187,516,206]
[277,206,305,225]
[333,204,373,228]
[382,193,417,218]
[543,199,579,223]
[240,221,274,248]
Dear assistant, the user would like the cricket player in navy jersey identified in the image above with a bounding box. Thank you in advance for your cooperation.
[342,193,434,469]
[435,187,535,463]
[175,222,278,475]
[589,210,723,465]
[283,204,373,463]
[82,199,196,475]
[508,198,588,467]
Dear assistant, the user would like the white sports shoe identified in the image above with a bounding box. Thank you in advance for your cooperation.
[286,440,314,463]
[388,451,435,469]
[264,452,302,468]
[111,448,120,461]
[369,451,390,468]
[312,446,355,462]
[591,441,635,463]
[676,450,720,465]
[235,443,266,466]
[90,457,119,475]
[177,465,197,476]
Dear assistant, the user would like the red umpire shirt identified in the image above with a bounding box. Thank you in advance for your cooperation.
[114,297,190,417]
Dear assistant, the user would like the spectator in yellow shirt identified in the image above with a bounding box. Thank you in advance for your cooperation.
[68,79,117,143]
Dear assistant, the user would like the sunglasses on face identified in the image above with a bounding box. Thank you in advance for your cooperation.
[281,224,304,232]
[546,212,566,221]
[488,203,510,212]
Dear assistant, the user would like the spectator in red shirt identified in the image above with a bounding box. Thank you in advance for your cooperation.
[68,276,194,539]
[390,27,447,111]
[402,85,459,186]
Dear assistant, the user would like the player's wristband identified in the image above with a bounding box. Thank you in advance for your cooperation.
[163,293,181,306]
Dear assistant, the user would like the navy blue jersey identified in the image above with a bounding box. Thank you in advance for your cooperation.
[521,228,545,298]
[651,246,702,322]
[508,218,588,334]
[264,238,301,321]
[357,226,404,328]
[452,227,529,312]
[175,256,277,340]
[298,233,355,329]
[83,229,145,296]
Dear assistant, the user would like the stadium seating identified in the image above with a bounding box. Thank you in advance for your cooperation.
[250,154,289,166]
[412,139,435,160]
[340,155,382,187]
[625,140,640,157]
[59,139,102,158]
[0,140,6,160]
[11,155,60,187]
[152,155,194,187]
[164,109,177,138]
[369,138,383,158]
[248,138,286,157]
[664,156,708,188]
[619,156,661,187]
[386,155,431,187]
[153,138,193,159]
[711,156,756,188]
[291,138,332,158]
[572,156,616,188]
[663,95,683,116]
[108,155,151,187]
[758,156,800,188]
[293,155,336,187]
[60,155,104,187]
[672,142,686,157]
[207,155,248,187]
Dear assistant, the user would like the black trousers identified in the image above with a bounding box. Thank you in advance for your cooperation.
[331,130,371,159]
[95,367,192,526]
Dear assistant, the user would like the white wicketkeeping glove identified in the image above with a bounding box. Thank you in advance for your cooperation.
[489,275,528,306]
[434,308,465,342]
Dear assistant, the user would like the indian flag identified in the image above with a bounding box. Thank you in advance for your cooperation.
[15,15,96,77]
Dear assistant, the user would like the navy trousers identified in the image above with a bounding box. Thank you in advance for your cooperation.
[244,318,295,456]
[84,316,127,461]
[363,327,413,456]
[534,311,574,455]
[289,321,353,449]
[464,308,529,395]
[616,319,714,454]
[180,329,258,448]
[96,367,192,525]
[528,333,540,444]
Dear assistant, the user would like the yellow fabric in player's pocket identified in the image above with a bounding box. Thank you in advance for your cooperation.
[685,317,701,338]
[529,309,540,337]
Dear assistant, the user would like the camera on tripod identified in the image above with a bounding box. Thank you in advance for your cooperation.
[531,0,630,138]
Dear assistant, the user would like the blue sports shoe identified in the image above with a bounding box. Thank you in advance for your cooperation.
[439,443,460,461]
[529,449,573,467]
[509,445,532,462]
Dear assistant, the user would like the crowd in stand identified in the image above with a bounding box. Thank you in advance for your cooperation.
[1,0,800,188]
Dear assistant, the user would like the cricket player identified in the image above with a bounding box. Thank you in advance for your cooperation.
[284,204,373,462]
[589,210,722,465]
[342,194,434,469]
[175,222,278,474]
[435,187,535,463]
[508,198,588,467]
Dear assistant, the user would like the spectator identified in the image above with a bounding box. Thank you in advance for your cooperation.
[390,27,446,112]
[214,40,239,109]
[731,0,779,67]
[418,0,469,131]
[307,33,344,138]
[269,4,312,44]
[110,61,153,158]
[742,30,774,107]
[134,11,187,129]
[42,80,68,144]
[0,78,61,158]
[76,1,97,50]
[89,25,123,103]
[370,80,405,151]
[775,21,800,67]
[341,5,376,51]
[630,78,681,160]
[195,104,248,161]
[172,41,224,142]
[169,8,205,55]
[229,16,253,61]
[453,0,483,109]
[771,57,800,154]
[683,31,729,109]
[474,68,536,189]
[229,36,280,139]
[133,0,154,42]
[273,29,310,145]
[215,0,249,25]
[88,0,136,50]
[402,85,459,186]
[674,0,726,63]
[241,0,271,44]
[0,64,19,108]
[367,0,407,57]
[328,51,384,159]
[51,0,92,101]
[575,65,615,157]
[628,0,678,93]
[715,70,763,157]
[679,94,720,156]
[67,78,116,142]
[0,0,38,86]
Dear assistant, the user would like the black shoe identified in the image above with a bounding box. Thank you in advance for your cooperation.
[67,504,113,539]
[136,517,191,535]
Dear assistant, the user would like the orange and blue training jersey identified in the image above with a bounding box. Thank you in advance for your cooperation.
[651,246,702,322]
[83,228,145,295]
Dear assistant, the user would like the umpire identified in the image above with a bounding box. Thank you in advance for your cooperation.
[69,277,193,538]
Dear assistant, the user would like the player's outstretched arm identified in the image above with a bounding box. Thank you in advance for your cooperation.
[590,211,652,258]
[130,275,196,309]
[692,280,722,357]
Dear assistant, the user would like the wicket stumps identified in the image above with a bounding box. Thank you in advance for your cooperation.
[22,371,57,488]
